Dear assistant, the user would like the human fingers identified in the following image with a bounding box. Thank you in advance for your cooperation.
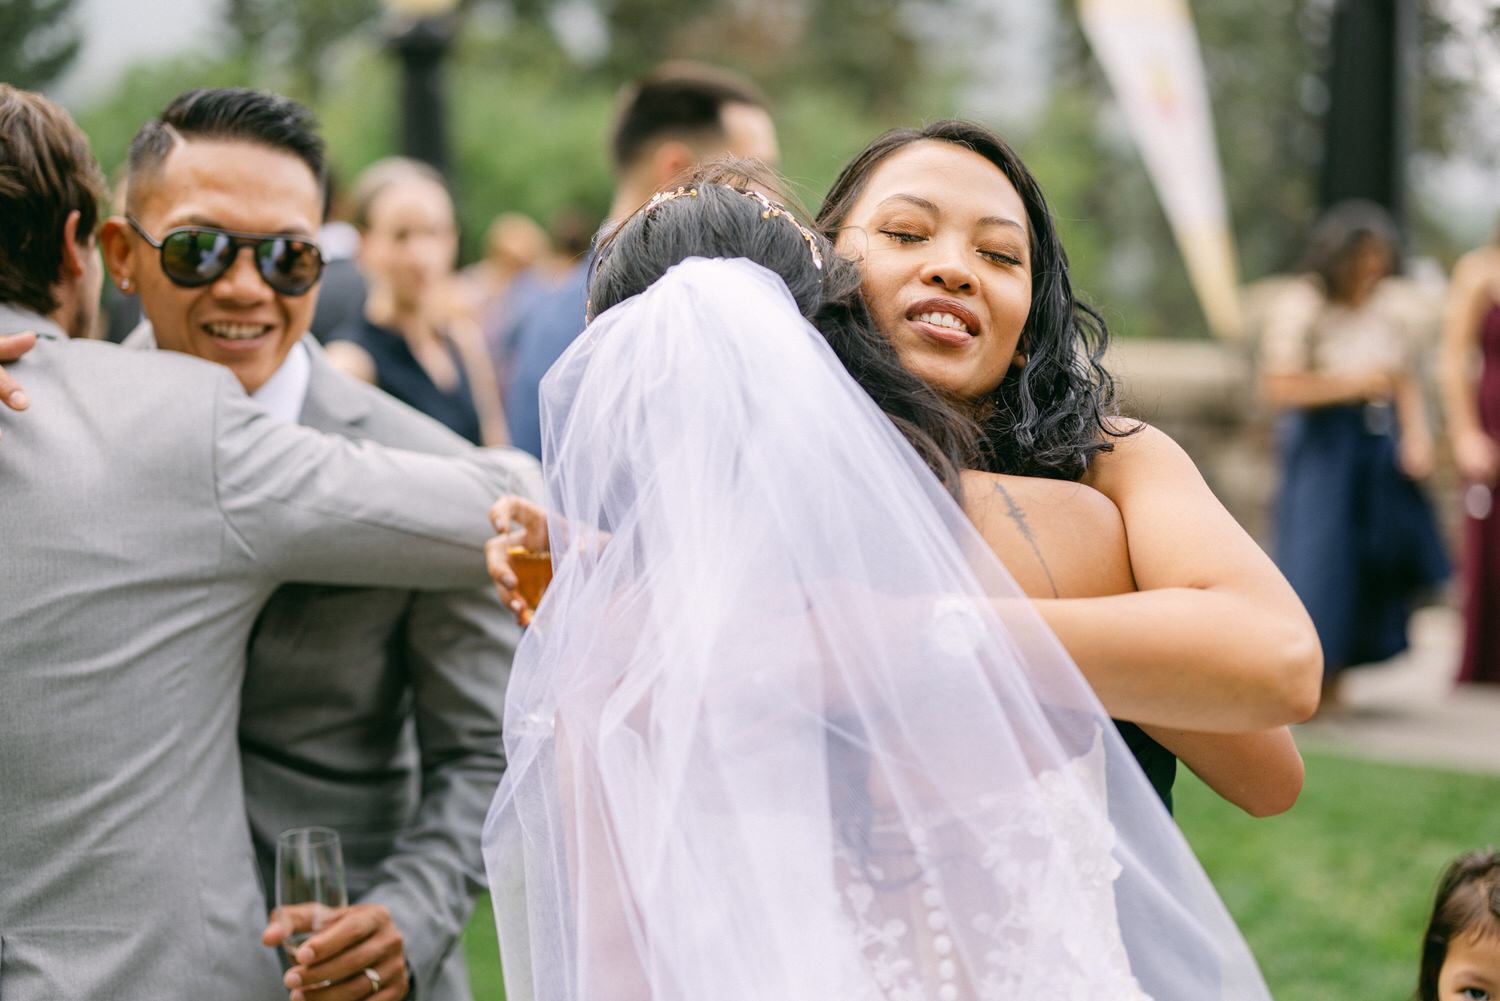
[0,332,36,413]
[1400,438,1435,481]
[292,957,408,1001]
[286,905,404,996]
[0,331,36,363]
[488,494,550,549]
[262,913,289,948]
[287,903,386,968]
[486,535,533,625]
[1457,433,1500,486]
[269,903,340,948]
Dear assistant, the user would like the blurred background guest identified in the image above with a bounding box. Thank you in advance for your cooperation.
[1440,228,1500,686]
[328,157,507,446]
[1259,199,1449,711]
[97,170,140,342]
[450,211,551,405]
[501,61,779,458]
[308,168,367,343]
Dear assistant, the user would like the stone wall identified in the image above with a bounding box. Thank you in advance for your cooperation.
[1105,338,1462,554]
[1106,338,1278,544]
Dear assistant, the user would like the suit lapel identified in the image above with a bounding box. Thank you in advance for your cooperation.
[299,336,372,435]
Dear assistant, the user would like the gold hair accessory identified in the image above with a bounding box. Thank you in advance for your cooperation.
[643,185,700,212]
[738,189,824,271]
[641,184,824,272]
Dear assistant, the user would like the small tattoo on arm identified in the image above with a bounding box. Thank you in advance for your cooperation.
[993,482,1059,598]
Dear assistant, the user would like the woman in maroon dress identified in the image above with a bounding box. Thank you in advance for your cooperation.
[1441,236,1500,684]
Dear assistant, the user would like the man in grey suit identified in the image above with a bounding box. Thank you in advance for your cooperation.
[99,87,536,1001]
[0,85,522,1001]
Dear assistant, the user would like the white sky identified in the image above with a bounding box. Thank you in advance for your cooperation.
[48,0,222,108]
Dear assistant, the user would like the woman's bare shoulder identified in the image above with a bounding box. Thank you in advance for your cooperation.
[1082,421,1202,496]
[961,468,1120,516]
[960,469,1133,598]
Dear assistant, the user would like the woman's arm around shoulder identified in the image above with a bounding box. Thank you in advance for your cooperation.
[1142,724,1304,817]
[962,466,1306,815]
[1040,421,1322,732]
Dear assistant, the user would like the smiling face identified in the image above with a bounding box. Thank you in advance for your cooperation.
[107,139,323,393]
[1439,929,1500,1001]
[832,141,1032,402]
[357,173,458,315]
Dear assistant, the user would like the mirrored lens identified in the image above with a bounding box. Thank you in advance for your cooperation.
[161,229,237,287]
[255,238,323,295]
[157,228,324,295]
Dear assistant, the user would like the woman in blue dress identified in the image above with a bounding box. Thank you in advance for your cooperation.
[1259,200,1450,709]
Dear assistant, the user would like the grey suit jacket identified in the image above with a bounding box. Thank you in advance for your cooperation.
[0,308,525,1001]
[233,339,531,1001]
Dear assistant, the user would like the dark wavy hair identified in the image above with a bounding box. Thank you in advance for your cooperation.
[1300,199,1402,303]
[817,119,1131,481]
[587,164,976,499]
[1416,850,1500,1001]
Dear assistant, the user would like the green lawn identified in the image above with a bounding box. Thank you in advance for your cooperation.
[1177,750,1500,1000]
[463,893,505,1000]
[461,749,1500,1000]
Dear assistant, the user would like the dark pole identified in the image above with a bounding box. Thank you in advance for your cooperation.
[1318,0,1411,232]
[388,16,454,179]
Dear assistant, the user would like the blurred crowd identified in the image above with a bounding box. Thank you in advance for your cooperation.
[4,42,1500,1001]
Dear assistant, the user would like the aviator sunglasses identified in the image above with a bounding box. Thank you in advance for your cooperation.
[125,217,325,296]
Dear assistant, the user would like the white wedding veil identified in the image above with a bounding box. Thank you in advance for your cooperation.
[483,255,1271,1001]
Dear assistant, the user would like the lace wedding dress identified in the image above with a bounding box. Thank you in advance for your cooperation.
[484,258,1272,1001]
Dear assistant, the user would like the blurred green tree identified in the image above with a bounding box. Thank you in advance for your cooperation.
[1,0,83,91]
[223,0,382,100]
[69,0,1487,339]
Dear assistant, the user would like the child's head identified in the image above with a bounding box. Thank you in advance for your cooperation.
[1419,850,1500,1001]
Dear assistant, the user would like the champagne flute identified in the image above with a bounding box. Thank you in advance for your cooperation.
[274,826,347,963]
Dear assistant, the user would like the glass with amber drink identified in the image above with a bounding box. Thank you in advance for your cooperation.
[507,547,553,625]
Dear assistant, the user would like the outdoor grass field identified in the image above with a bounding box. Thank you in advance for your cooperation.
[461,749,1500,1000]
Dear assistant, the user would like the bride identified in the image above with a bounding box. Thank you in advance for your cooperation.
[482,178,1273,1000]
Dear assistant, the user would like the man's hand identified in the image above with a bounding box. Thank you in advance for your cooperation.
[264,903,410,1001]
[0,331,37,422]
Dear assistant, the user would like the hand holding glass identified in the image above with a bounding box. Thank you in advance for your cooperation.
[274,826,347,963]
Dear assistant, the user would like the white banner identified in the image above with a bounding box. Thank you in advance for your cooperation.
[1078,0,1242,339]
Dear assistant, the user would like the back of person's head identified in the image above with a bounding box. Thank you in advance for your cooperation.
[1417,850,1500,1001]
[126,87,327,214]
[609,62,772,177]
[817,119,1123,482]
[1302,198,1402,301]
[589,163,974,497]
[348,156,450,231]
[485,212,550,270]
[0,84,106,316]
[589,167,830,322]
